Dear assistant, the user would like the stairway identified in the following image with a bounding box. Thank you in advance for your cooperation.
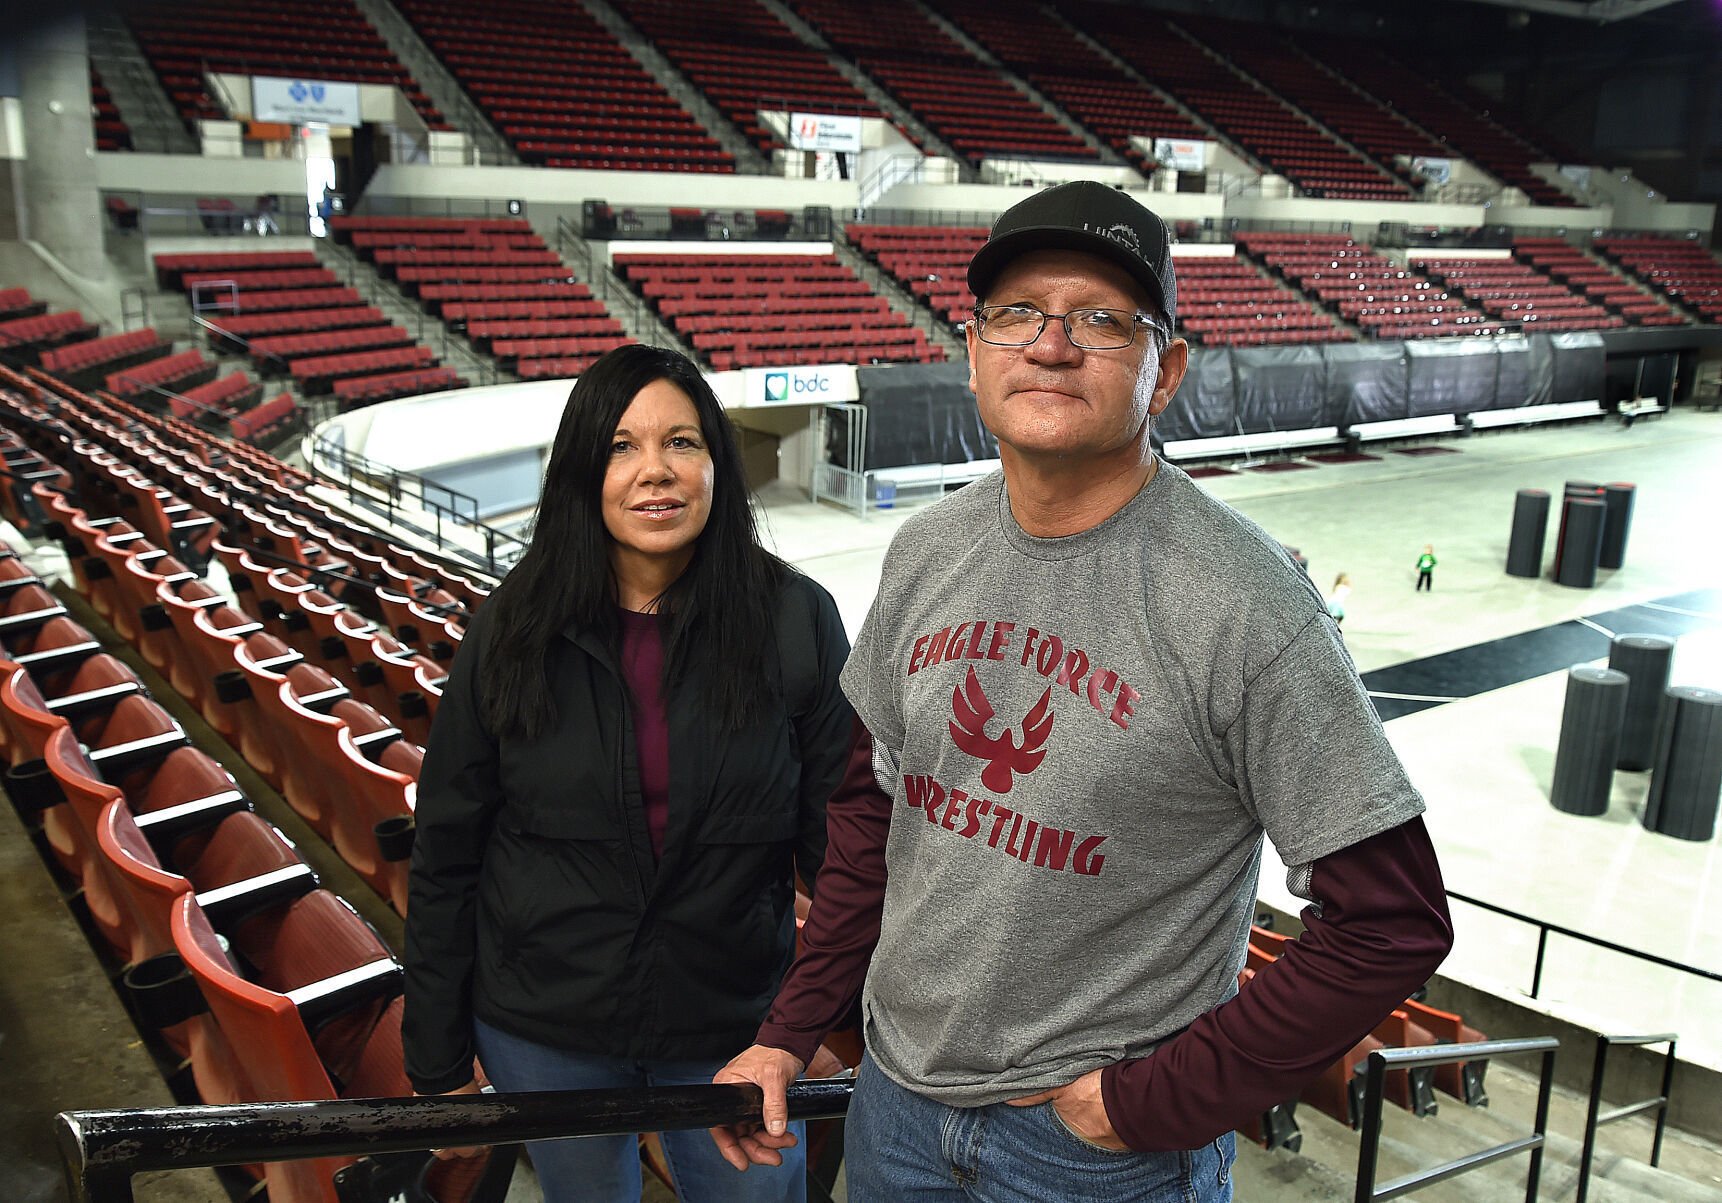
[829,234,967,363]
[346,0,517,165]
[547,220,696,360]
[1232,1058,1722,1203]
[84,4,199,155]
[579,0,770,174]
[315,240,503,391]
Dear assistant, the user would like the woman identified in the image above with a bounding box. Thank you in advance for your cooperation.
[403,345,855,1202]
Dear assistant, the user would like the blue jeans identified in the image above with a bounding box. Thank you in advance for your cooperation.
[473,1019,806,1203]
[844,1053,1234,1203]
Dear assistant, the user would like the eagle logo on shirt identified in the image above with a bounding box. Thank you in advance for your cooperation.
[949,667,1055,794]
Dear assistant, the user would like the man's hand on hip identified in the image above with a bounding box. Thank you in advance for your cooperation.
[1007,1067,1129,1151]
[709,1045,805,1171]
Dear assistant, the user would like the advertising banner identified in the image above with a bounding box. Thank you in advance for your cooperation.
[1153,138,1208,172]
[790,112,863,153]
[252,76,362,126]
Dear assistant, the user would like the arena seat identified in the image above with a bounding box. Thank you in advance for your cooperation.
[0,656,142,769]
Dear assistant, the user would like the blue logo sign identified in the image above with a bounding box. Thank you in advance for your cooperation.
[288,81,307,102]
[764,372,789,401]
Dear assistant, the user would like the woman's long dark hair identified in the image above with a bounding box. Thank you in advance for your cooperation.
[479,345,785,740]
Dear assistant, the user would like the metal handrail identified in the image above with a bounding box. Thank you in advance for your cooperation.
[1354,1036,1559,1203]
[306,430,524,577]
[58,1079,855,1203]
[1574,1033,1677,1203]
[1445,889,1722,998]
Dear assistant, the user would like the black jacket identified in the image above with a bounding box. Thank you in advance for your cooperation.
[402,571,854,1093]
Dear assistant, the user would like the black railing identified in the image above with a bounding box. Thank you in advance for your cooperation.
[1575,1033,1678,1203]
[1445,889,1722,999]
[307,430,524,578]
[58,1080,855,1203]
[1353,1036,1559,1203]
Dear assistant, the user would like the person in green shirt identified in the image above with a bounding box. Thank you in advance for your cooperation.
[1415,545,1436,591]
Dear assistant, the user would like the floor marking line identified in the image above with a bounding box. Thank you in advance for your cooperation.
[1368,690,1462,703]
[1576,617,1615,638]
[1638,603,1720,620]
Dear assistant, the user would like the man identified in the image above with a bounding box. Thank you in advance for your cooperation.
[712,181,1452,1201]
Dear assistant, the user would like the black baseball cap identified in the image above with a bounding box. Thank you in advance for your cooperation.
[967,181,1177,326]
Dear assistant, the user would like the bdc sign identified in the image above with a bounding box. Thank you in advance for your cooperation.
[747,365,855,407]
[763,370,834,402]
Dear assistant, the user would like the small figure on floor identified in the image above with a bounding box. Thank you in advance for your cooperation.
[1415,545,1436,592]
[1326,573,1351,626]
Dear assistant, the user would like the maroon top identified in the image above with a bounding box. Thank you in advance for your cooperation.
[618,609,669,863]
[756,718,1453,1151]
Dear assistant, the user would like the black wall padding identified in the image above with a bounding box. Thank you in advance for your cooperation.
[853,363,995,470]
[1327,341,1408,425]
[1233,344,1333,431]
[1491,335,1533,412]
[1405,338,1501,416]
[854,331,1609,468]
[1157,345,1237,442]
[1548,332,1606,404]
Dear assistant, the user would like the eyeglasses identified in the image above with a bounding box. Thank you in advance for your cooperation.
[972,304,1163,350]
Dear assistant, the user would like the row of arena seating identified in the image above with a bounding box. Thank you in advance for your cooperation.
[1066,4,1409,201]
[328,214,634,378]
[1511,239,1685,326]
[1416,258,1625,332]
[124,0,448,132]
[610,0,890,157]
[155,249,460,409]
[396,0,734,172]
[96,0,1609,210]
[930,0,1204,176]
[1243,925,1491,1139]
[789,0,1099,163]
[90,68,131,152]
[0,286,292,445]
[0,371,514,1203]
[1595,235,1722,322]
[614,251,943,370]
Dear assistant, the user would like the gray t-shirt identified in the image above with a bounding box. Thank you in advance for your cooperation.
[840,461,1425,1106]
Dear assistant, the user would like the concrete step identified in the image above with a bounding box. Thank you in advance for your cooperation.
[84,3,199,155]
[1234,1058,1722,1203]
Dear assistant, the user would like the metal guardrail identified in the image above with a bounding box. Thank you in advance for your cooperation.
[57,1080,855,1203]
[307,430,523,578]
[1354,1036,1560,1203]
[1445,889,1722,1000]
[1575,1033,1678,1203]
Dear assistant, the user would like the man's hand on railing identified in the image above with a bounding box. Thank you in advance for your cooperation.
[417,1080,486,1160]
[708,1044,808,1171]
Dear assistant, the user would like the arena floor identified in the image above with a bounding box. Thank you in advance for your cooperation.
[758,409,1722,1072]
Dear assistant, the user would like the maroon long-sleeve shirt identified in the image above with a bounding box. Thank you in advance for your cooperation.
[756,718,1452,1151]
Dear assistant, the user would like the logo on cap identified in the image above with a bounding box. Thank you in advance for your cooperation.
[1084,222,1141,255]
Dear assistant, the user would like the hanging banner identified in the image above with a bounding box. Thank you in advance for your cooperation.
[790,112,863,153]
[252,77,362,127]
[1411,156,1453,185]
[1153,138,1208,172]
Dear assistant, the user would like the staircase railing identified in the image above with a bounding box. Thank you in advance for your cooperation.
[1353,1036,1559,1203]
[1575,1032,1678,1203]
[306,429,527,576]
[1444,889,1722,1000]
